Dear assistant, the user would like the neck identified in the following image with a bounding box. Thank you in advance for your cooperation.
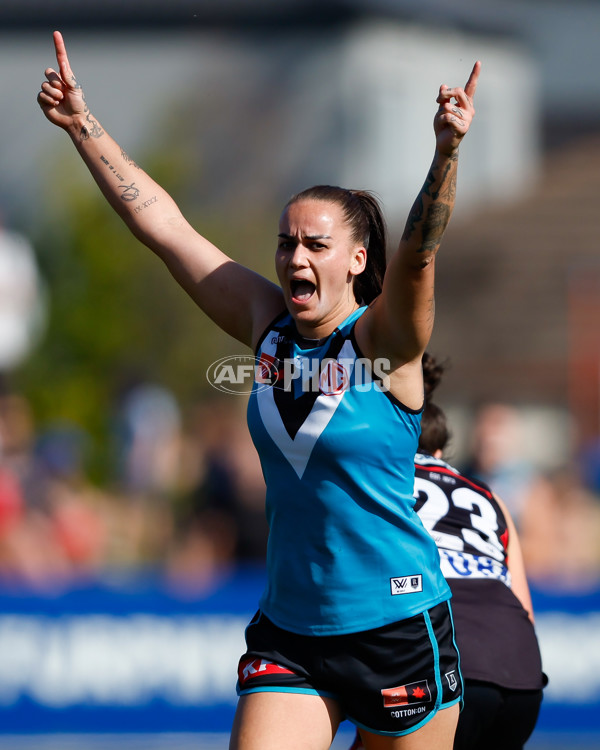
[294,301,361,340]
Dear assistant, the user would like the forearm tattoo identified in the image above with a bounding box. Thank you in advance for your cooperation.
[419,203,452,253]
[69,72,154,210]
[98,154,137,202]
[70,74,104,141]
[98,154,158,208]
[402,152,458,252]
[121,148,140,169]
[133,196,158,213]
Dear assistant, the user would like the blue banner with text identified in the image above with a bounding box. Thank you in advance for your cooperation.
[0,569,597,737]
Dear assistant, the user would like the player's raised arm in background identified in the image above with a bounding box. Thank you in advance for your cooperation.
[37,31,284,348]
[357,62,480,409]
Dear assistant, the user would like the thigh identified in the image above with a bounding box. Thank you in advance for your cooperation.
[489,688,544,750]
[453,682,501,750]
[230,691,344,750]
[359,703,459,750]
[454,682,543,750]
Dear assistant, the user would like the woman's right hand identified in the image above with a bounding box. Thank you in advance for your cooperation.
[37,31,87,130]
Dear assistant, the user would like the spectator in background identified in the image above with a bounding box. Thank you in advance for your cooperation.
[0,213,45,374]
[32,422,108,572]
[462,403,600,590]
[0,384,134,584]
[461,403,550,529]
[114,382,183,498]
[0,405,81,584]
[518,461,600,590]
[0,386,61,584]
[0,455,25,574]
[164,397,269,592]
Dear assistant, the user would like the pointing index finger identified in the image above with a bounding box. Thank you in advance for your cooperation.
[464,60,481,101]
[53,30,77,88]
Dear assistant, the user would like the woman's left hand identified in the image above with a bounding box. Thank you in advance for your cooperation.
[434,60,481,156]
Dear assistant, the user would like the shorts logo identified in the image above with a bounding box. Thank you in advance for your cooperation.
[381,679,431,707]
[238,658,295,687]
[390,574,423,595]
[445,671,458,691]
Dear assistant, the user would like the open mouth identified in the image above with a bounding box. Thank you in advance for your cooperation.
[290,279,316,303]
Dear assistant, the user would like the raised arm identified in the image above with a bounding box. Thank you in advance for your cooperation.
[359,62,480,404]
[37,31,284,348]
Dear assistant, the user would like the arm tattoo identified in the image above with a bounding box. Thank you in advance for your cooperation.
[121,148,140,169]
[401,153,458,251]
[133,196,158,213]
[438,159,457,202]
[80,116,103,140]
[420,203,451,253]
[118,182,141,202]
[72,81,104,141]
[402,169,433,242]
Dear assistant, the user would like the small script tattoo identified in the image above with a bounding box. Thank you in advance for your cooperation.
[133,196,158,214]
[100,155,125,182]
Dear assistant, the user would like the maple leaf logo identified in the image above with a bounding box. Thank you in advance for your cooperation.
[411,686,426,699]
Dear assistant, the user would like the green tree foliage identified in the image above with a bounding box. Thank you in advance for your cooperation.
[18,135,278,483]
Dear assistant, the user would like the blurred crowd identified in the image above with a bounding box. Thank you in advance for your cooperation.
[0,382,268,593]
[458,403,600,591]
[1,380,600,594]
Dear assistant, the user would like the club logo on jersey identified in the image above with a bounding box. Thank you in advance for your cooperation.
[390,574,423,595]
[319,360,350,395]
[445,671,458,692]
[381,679,431,707]
[237,658,296,687]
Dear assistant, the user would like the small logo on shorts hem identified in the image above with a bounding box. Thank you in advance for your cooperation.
[238,658,295,687]
[381,679,431,707]
[390,574,423,595]
[445,671,458,691]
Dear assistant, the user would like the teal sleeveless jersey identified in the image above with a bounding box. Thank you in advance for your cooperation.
[247,307,450,635]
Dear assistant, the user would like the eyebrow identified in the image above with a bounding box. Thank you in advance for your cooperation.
[277,233,332,240]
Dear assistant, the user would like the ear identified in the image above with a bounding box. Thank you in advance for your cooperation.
[349,246,367,277]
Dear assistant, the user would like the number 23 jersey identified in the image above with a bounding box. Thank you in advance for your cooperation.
[413,452,510,584]
[414,452,544,690]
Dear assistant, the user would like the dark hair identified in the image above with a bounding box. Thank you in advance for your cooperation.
[285,185,387,304]
[422,351,446,400]
[419,351,451,455]
[419,401,450,455]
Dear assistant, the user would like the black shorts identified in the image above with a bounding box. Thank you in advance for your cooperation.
[236,600,462,736]
[454,679,544,750]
